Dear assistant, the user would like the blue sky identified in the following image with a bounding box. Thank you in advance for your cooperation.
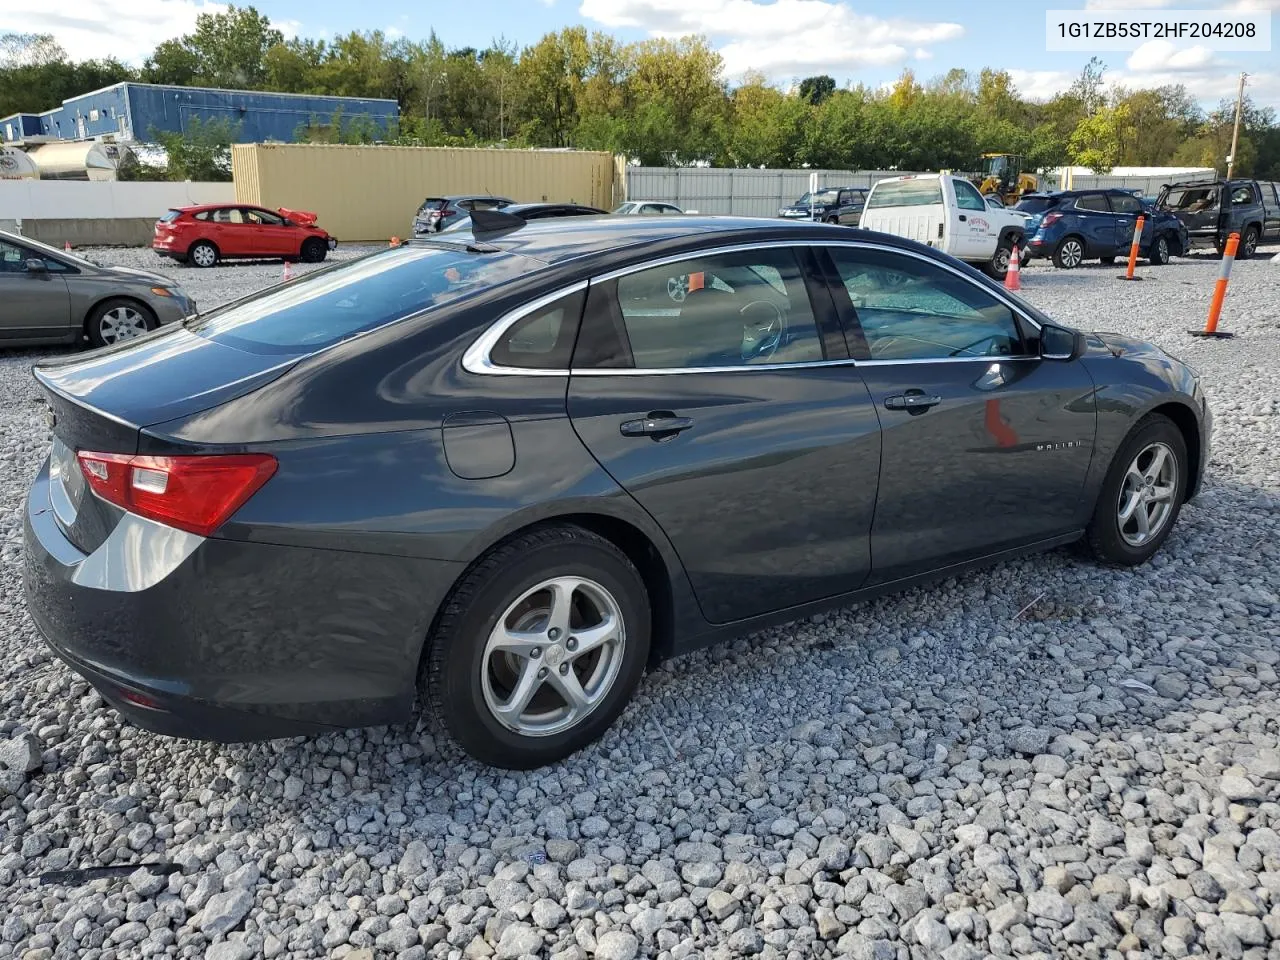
[14,0,1279,109]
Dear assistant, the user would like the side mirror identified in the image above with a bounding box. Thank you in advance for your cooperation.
[24,258,47,275]
[1040,322,1084,362]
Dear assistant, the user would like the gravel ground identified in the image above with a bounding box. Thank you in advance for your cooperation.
[1,242,1280,960]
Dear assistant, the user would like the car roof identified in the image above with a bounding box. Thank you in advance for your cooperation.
[173,203,269,212]
[417,214,962,270]
[504,202,603,213]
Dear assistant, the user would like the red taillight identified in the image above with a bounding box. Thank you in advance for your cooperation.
[76,451,277,537]
[1042,212,1063,226]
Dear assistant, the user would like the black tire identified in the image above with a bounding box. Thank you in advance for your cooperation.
[426,525,651,769]
[1052,236,1085,269]
[1148,234,1171,266]
[1238,227,1259,260]
[1100,256,1117,265]
[1083,414,1187,566]
[188,240,218,269]
[300,238,327,263]
[984,244,1013,279]
[85,298,156,348]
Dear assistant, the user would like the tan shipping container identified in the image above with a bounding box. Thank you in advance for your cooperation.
[232,143,621,242]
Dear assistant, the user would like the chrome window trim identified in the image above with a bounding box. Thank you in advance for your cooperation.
[460,280,587,377]
[462,240,1043,376]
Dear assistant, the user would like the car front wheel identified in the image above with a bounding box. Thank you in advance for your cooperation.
[1084,414,1187,566]
[300,238,327,263]
[86,298,156,348]
[427,525,651,769]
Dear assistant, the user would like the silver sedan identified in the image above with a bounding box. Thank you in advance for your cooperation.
[0,230,196,348]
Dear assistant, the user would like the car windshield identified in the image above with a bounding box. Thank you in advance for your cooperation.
[800,189,840,204]
[611,204,634,214]
[187,244,541,356]
[1015,196,1060,213]
[865,180,943,209]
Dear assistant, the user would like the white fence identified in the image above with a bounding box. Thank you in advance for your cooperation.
[0,180,234,221]
[625,167,1199,216]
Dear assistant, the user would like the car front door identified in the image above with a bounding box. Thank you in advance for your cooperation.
[567,245,882,624]
[245,208,296,256]
[823,243,1096,584]
[1108,192,1143,252]
[0,239,71,339]
[952,179,996,260]
[1070,193,1115,256]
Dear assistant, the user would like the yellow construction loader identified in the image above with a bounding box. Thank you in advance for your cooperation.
[974,154,1038,205]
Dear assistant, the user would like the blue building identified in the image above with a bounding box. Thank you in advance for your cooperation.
[1,82,400,144]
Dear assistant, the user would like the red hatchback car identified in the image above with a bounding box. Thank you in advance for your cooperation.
[153,204,337,269]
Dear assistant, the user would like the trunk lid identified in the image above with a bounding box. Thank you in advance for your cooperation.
[35,327,297,554]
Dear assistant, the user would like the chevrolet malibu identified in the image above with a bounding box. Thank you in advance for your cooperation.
[24,214,1211,769]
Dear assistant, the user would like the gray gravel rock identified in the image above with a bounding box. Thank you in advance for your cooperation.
[3,246,1280,960]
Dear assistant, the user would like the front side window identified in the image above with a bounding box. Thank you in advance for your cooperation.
[1074,194,1109,213]
[597,249,824,370]
[1110,194,1142,214]
[829,248,1025,361]
[954,180,987,211]
[245,208,284,226]
[1160,186,1219,212]
[1230,185,1257,205]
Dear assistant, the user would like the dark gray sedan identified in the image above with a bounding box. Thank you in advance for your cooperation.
[0,231,195,347]
[24,215,1210,769]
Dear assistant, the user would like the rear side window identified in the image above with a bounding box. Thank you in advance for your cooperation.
[1074,194,1109,212]
[866,180,944,209]
[489,290,586,370]
[598,249,824,370]
[189,245,541,356]
[193,211,211,221]
[1230,184,1257,205]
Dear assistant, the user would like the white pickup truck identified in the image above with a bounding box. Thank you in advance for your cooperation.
[859,174,1028,279]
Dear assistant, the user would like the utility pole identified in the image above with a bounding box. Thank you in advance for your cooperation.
[1227,71,1247,179]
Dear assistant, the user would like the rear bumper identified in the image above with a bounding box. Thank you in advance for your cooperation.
[1026,238,1050,257]
[23,458,462,742]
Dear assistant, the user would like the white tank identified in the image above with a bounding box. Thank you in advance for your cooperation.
[0,146,40,180]
[26,140,134,181]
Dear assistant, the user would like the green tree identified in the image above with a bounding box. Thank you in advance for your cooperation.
[145,6,283,90]
[153,117,239,180]
[1067,103,1132,172]
[798,75,835,106]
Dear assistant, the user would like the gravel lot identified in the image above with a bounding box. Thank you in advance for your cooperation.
[2,241,1280,960]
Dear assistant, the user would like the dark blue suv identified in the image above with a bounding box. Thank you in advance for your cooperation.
[1018,189,1190,269]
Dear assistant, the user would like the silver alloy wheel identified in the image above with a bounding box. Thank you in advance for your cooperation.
[1155,236,1169,263]
[191,244,216,267]
[98,306,148,344]
[667,274,689,302]
[1059,239,1083,268]
[481,576,626,737]
[992,247,1011,274]
[1243,230,1258,257]
[1117,441,1178,547]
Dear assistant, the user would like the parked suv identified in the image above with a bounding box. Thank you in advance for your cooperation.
[778,186,866,223]
[1017,190,1189,269]
[412,196,513,235]
[1154,178,1280,259]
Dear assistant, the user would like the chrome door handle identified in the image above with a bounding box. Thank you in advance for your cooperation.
[884,394,942,411]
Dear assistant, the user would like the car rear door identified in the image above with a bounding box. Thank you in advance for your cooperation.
[567,245,882,624]
[1071,193,1117,256]
[1263,183,1280,239]
[822,242,1096,583]
[1108,192,1144,251]
[0,238,71,339]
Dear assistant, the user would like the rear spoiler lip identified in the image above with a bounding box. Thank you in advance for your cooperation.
[33,366,140,433]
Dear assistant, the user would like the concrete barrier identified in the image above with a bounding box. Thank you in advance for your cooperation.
[3,218,158,247]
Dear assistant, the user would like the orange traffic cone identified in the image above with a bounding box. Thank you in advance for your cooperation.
[282,260,293,282]
[1004,244,1021,292]
[64,241,72,252]
[390,236,400,247]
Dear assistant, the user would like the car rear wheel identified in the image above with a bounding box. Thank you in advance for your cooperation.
[300,238,328,263]
[188,241,218,269]
[1053,237,1085,269]
[1148,234,1171,266]
[1083,414,1187,566]
[426,525,651,769]
[86,298,156,348]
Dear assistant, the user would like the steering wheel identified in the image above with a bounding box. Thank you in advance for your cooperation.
[949,335,1007,358]
[739,300,786,362]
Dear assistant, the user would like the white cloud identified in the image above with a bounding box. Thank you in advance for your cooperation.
[1007,64,1278,109]
[914,48,933,61]
[2,0,299,67]
[1126,40,1217,72]
[578,0,963,78]
[1222,0,1280,9]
